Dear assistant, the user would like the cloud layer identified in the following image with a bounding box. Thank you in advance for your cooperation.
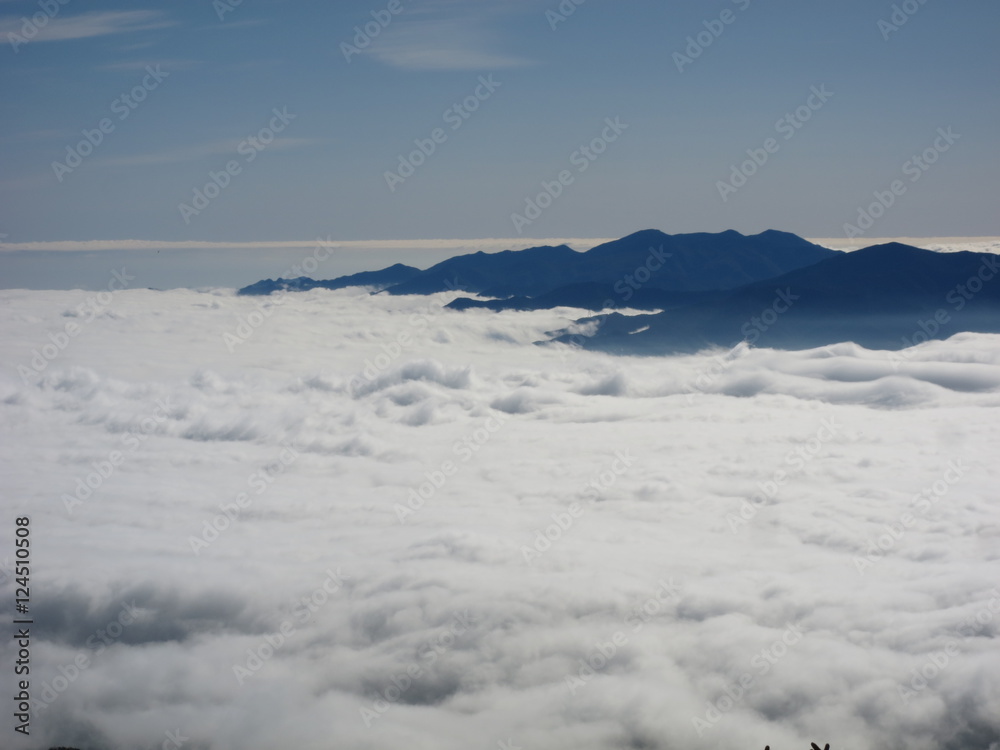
[1,287,999,749]
[0,10,172,43]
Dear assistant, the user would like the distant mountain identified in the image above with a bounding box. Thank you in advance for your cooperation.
[234,233,1000,352]
[572,229,836,292]
[550,243,1000,353]
[237,230,836,299]
[388,229,837,298]
[237,263,420,296]
[383,244,582,297]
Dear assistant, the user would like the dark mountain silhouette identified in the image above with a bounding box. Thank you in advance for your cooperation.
[233,231,999,353]
[573,229,835,292]
[383,244,582,296]
[549,243,1000,353]
[387,229,836,297]
[237,263,420,296]
[237,230,837,299]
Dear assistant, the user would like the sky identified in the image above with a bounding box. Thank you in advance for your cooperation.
[4,5,1000,746]
[0,0,998,250]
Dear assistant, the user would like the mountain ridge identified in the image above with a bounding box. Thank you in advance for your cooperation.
[237,262,420,296]
[234,230,1000,353]
[552,242,1000,353]
[237,229,837,298]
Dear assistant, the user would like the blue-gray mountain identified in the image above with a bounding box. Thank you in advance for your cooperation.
[237,262,420,296]
[238,230,836,298]
[236,230,1000,352]
[552,243,1000,353]
[386,229,836,297]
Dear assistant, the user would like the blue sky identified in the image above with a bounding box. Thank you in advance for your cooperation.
[1,0,998,249]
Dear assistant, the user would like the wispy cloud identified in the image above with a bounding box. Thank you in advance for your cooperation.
[0,128,71,144]
[94,58,201,73]
[0,10,173,43]
[372,22,532,71]
[94,137,324,168]
[364,1,535,71]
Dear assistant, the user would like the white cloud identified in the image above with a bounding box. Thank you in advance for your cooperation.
[1,287,999,749]
[370,26,533,71]
[360,2,534,71]
[0,10,173,43]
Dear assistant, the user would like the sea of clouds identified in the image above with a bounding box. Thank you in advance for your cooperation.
[1,277,999,750]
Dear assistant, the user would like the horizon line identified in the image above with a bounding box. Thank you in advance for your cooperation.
[1,235,998,253]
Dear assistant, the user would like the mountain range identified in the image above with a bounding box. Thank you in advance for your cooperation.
[237,262,420,296]
[238,230,1000,353]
